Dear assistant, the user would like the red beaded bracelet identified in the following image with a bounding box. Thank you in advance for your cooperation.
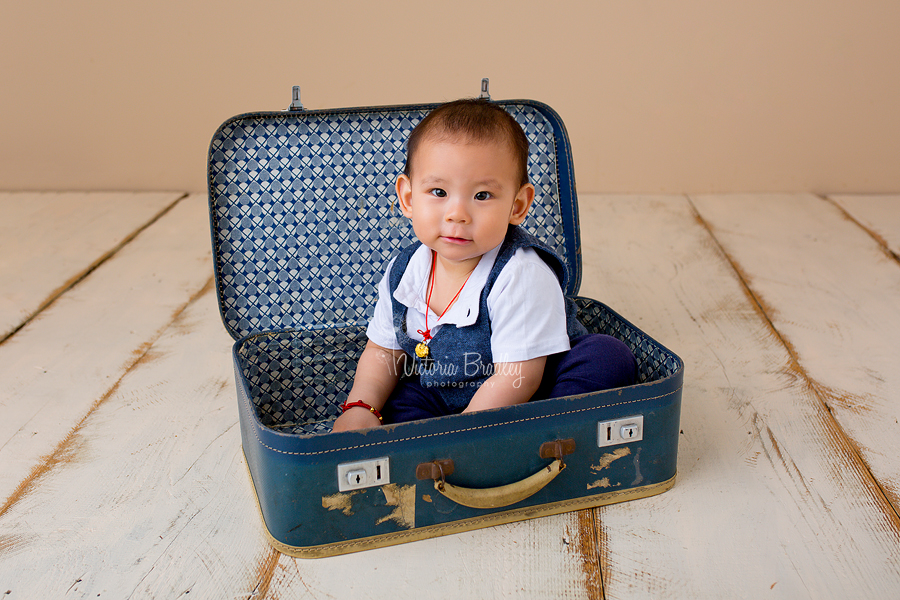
[340,400,383,423]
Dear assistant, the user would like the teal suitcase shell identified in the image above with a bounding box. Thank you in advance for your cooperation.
[207,89,683,557]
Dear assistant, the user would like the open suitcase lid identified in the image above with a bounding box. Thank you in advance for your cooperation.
[208,87,582,341]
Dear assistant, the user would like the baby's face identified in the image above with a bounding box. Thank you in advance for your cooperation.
[396,136,534,273]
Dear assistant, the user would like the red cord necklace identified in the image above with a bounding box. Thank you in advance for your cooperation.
[415,250,473,360]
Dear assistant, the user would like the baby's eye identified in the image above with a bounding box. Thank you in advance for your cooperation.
[429,188,447,198]
[474,191,493,201]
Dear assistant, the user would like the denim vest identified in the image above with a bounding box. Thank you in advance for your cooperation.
[389,225,587,411]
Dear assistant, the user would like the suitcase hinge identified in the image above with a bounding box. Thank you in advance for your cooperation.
[288,85,305,111]
[479,77,491,100]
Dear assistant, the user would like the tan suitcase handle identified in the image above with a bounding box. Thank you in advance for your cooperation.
[415,439,575,510]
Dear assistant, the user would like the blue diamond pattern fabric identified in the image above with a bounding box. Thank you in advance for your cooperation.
[209,102,577,340]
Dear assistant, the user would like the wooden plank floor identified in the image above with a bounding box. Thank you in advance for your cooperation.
[0,192,897,599]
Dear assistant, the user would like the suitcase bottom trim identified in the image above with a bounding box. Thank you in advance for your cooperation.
[243,453,676,559]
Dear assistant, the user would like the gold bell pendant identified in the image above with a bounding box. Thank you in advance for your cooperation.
[415,342,430,359]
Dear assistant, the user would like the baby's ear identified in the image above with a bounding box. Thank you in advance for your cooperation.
[508,183,535,225]
[396,174,413,217]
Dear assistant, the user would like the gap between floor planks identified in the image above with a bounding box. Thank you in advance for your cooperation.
[580,194,900,599]
[0,192,187,345]
[689,192,900,519]
[0,194,214,506]
[827,194,900,261]
[688,194,893,513]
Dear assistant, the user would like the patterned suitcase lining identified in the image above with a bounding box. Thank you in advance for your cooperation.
[210,104,572,340]
[237,298,681,436]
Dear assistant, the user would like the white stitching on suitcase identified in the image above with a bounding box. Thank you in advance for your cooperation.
[249,384,683,457]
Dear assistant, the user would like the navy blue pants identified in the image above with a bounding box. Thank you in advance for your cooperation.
[381,334,638,424]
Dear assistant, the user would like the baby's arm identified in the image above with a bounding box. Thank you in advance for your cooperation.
[462,356,547,413]
[331,340,406,432]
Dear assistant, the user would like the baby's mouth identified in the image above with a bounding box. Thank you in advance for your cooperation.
[441,235,471,245]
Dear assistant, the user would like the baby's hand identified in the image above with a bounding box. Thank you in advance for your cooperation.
[332,406,383,432]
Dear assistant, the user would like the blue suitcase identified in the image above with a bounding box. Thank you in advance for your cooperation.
[207,84,683,558]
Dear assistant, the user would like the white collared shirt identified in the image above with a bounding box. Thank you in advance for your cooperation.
[366,243,571,363]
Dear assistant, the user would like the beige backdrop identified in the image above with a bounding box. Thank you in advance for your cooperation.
[1,0,898,194]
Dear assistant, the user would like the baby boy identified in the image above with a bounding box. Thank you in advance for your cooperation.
[332,99,636,432]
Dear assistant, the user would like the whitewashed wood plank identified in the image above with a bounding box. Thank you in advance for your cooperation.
[0,191,183,342]
[0,194,212,506]
[578,194,900,600]
[0,285,273,599]
[828,194,900,257]
[691,192,900,506]
[264,510,600,599]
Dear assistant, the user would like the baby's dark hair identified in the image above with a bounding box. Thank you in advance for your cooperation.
[403,98,531,187]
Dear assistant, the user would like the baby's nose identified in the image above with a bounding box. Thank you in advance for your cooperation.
[444,196,471,222]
